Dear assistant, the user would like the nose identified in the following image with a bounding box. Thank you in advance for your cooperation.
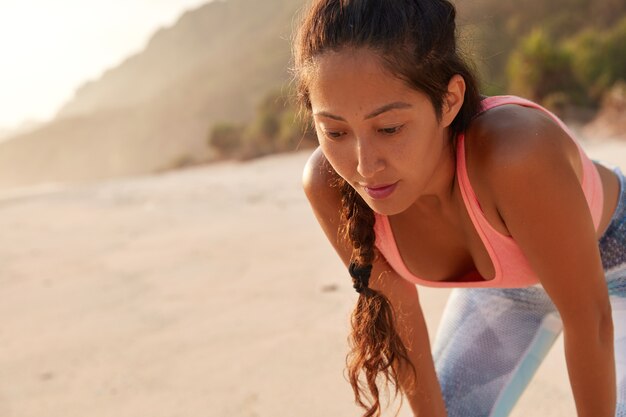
[356,138,384,179]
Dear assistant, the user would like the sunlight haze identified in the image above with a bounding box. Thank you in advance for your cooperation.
[0,0,211,132]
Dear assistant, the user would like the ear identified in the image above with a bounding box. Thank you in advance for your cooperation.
[441,74,466,128]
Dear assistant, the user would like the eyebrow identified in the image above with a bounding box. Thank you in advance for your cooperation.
[314,101,413,121]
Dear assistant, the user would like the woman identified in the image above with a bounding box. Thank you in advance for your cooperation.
[294,0,625,416]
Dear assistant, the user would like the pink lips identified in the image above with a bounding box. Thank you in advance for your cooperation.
[363,182,398,199]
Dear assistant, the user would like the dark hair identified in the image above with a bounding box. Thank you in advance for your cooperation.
[293,1,482,416]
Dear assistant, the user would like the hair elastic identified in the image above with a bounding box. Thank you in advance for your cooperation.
[349,261,373,293]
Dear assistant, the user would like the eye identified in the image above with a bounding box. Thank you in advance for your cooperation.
[323,130,346,139]
[378,125,404,135]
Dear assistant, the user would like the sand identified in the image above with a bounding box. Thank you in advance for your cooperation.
[0,140,625,417]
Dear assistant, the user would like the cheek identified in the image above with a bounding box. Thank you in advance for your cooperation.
[390,132,442,179]
[389,135,426,165]
[319,141,354,179]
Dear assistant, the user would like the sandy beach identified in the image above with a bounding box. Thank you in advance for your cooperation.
[0,140,625,417]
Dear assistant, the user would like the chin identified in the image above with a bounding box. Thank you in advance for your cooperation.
[364,199,409,217]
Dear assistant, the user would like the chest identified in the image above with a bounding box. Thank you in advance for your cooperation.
[387,176,509,283]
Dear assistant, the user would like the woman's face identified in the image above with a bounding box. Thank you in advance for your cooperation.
[308,48,460,216]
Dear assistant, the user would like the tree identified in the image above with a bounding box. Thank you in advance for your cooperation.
[207,122,244,158]
[566,16,626,103]
[507,29,580,105]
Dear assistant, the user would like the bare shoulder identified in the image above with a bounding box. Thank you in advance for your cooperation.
[303,147,336,197]
[302,146,344,222]
[464,103,581,192]
[464,105,607,316]
[301,146,348,256]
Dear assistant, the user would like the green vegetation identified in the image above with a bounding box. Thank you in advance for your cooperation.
[567,18,626,101]
[507,29,579,104]
[505,16,626,109]
[208,123,246,158]
[208,89,316,160]
[457,0,626,112]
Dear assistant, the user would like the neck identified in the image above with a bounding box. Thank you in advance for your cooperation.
[408,139,458,218]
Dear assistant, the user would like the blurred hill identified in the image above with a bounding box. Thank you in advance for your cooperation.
[0,0,623,190]
[0,0,304,190]
[0,120,43,143]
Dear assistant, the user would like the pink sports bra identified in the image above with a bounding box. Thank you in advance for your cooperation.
[373,95,604,288]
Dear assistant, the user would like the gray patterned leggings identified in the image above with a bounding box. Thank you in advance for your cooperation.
[433,167,626,417]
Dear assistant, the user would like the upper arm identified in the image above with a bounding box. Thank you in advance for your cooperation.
[302,146,350,261]
[479,108,610,323]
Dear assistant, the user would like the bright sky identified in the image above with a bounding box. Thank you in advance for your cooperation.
[0,0,211,131]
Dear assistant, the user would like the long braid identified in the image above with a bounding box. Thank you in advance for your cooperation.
[338,179,417,417]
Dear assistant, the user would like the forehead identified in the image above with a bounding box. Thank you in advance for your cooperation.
[311,48,387,74]
[309,48,401,92]
[307,48,424,113]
